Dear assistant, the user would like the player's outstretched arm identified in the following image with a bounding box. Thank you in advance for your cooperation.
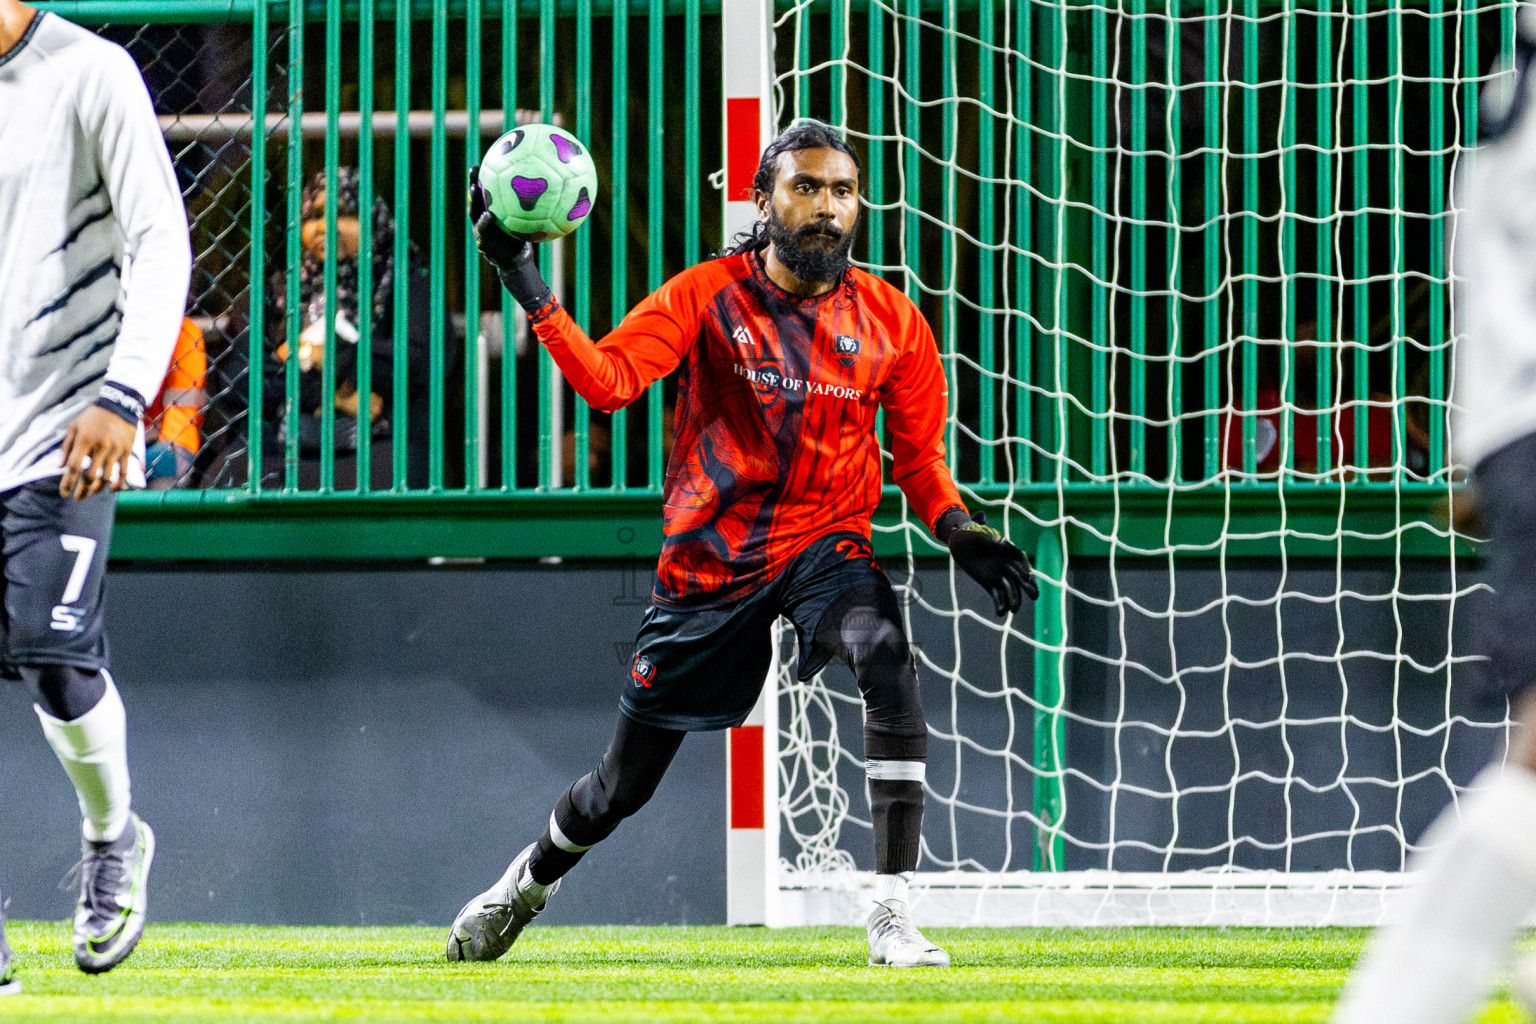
[469,167,688,413]
[935,508,1039,617]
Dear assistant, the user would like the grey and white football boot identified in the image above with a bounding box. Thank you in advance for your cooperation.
[0,891,19,995]
[866,898,951,968]
[73,812,155,974]
[1514,953,1536,1018]
[446,843,558,962]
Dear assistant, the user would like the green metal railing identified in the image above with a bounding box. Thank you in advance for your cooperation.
[35,0,1494,562]
[37,0,718,558]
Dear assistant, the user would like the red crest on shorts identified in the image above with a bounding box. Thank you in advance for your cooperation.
[631,654,656,687]
[834,538,878,571]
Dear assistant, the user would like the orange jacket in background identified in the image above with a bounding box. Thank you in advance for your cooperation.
[146,318,208,453]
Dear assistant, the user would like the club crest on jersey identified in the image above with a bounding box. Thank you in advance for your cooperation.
[631,654,656,688]
[733,324,754,349]
[834,334,860,367]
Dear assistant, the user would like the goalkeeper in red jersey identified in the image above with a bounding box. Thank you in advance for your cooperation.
[446,120,1036,968]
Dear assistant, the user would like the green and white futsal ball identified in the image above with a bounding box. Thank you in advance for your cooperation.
[477,123,599,242]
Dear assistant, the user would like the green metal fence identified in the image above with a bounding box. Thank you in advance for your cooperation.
[34,0,1493,560]
[35,0,718,558]
[776,2,1489,487]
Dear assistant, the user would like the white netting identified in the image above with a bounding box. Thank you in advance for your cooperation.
[764,0,1511,925]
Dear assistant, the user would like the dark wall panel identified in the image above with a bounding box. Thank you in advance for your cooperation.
[0,556,1496,926]
[0,563,725,926]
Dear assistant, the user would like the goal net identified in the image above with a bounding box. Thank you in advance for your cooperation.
[759,0,1508,926]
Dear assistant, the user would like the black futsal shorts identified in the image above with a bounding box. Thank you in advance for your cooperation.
[620,530,896,731]
[1475,430,1536,698]
[0,479,115,678]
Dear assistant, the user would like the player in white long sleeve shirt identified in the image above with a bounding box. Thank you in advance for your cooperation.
[0,0,187,987]
[1330,12,1536,1024]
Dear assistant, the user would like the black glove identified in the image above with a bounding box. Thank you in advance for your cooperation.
[468,165,555,316]
[937,507,1039,617]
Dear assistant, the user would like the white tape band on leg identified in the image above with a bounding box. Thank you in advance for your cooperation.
[866,759,926,783]
[548,810,594,853]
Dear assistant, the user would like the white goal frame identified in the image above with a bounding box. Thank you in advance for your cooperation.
[717,0,1476,929]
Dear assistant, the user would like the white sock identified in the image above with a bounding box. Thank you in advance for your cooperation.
[874,871,913,910]
[1332,765,1536,1024]
[35,670,132,844]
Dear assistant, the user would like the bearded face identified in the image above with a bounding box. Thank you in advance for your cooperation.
[765,201,858,286]
[755,147,862,290]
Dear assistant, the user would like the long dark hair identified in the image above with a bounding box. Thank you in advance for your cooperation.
[722,119,863,257]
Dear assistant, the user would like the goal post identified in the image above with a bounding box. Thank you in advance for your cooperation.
[726,0,1500,927]
[722,0,782,927]
[721,0,777,245]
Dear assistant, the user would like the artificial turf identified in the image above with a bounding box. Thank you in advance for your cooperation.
[0,921,1525,1023]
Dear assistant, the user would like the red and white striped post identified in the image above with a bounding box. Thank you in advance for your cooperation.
[720,0,776,250]
[722,5,777,927]
[725,679,779,926]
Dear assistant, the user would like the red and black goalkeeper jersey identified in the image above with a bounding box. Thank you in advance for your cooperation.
[533,250,965,607]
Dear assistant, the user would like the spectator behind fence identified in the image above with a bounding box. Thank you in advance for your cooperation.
[263,168,433,489]
[143,317,206,489]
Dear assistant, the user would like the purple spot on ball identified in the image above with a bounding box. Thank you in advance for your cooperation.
[567,187,592,222]
[551,134,583,164]
[511,175,548,212]
[499,129,525,155]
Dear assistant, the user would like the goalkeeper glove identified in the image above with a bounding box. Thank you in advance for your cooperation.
[936,508,1039,617]
[468,165,555,317]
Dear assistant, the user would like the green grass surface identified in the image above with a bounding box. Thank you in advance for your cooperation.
[0,921,1525,1023]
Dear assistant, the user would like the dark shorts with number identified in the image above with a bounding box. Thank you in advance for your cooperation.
[1475,430,1536,698]
[0,479,115,677]
[621,530,895,731]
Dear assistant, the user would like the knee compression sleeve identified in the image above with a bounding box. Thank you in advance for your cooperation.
[21,663,108,722]
[818,586,931,874]
[530,714,685,885]
[816,584,927,731]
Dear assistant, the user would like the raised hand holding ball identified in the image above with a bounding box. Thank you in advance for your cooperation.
[475,123,598,242]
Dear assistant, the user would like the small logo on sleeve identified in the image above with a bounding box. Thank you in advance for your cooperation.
[834,334,860,367]
[630,654,657,688]
[733,324,755,349]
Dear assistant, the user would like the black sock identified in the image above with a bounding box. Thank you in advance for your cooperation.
[529,789,587,885]
[529,836,583,886]
[525,714,686,886]
[866,726,927,874]
[870,779,924,873]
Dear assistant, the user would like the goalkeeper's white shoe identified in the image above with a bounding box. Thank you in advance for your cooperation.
[73,812,155,975]
[867,898,950,968]
[446,843,557,962]
[1514,952,1536,1017]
